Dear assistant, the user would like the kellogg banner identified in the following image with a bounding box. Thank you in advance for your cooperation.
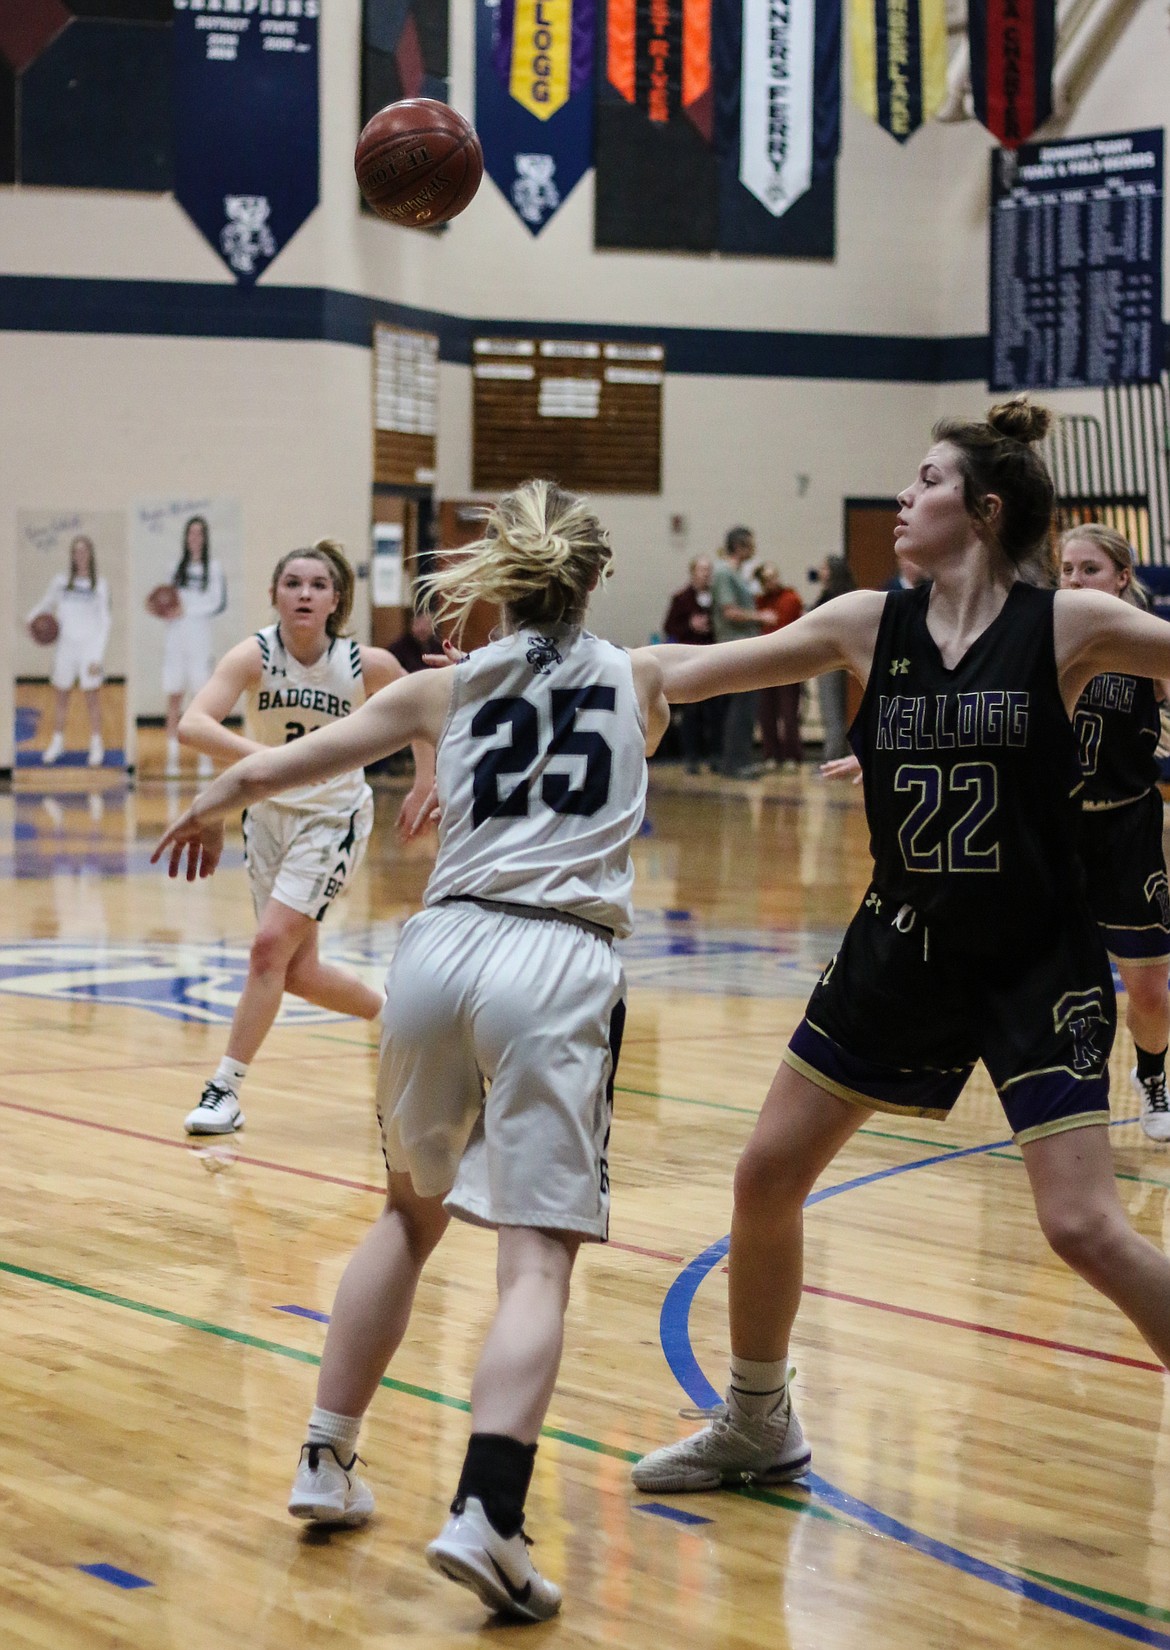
[476,0,594,235]
[173,0,320,285]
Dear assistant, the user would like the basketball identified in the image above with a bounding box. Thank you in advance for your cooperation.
[29,612,59,645]
[354,98,483,228]
[146,583,182,619]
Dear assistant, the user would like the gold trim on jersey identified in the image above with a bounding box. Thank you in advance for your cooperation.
[782,1048,951,1120]
[1014,1110,1110,1147]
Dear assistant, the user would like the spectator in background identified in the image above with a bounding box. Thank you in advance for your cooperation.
[712,528,768,778]
[664,555,722,772]
[755,566,803,767]
[390,606,440,675]
[813,555,856,761]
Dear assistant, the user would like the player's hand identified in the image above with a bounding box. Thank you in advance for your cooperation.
[820,755,862,785]
[396,779,440,841]
[422,639,468,669]
[151,814,225,881]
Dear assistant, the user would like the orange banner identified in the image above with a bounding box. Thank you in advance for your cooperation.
[607,0,636,100]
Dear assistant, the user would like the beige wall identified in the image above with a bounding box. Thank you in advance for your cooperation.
[0,2,1166,769]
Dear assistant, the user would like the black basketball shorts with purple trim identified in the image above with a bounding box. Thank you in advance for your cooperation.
[784,888,1116,1145]
[1077,789,1170,967]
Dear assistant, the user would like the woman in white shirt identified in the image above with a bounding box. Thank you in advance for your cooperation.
[26,534,111,767]
[161,515,228,776]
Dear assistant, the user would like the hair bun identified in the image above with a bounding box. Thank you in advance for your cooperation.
[988,396,1051,446]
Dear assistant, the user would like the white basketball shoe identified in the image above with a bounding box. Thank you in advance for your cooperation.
[287,1443,374,1526]
[183,1080,244,1135]
[426,1497,561,1622]
[1132,1066,1170,1142]
[632,1378,811,1493]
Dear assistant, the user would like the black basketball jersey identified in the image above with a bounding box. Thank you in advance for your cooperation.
[1073,671,1160,805]
[853,582,1085,955]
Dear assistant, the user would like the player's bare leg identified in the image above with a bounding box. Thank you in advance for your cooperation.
[284,926,383,1022]
[1024,1122,1170,1367]
[1118,961,1170,1140]
[633,1063,860,1493]
[290,1172,448,1526]
[427,1226,579,1621]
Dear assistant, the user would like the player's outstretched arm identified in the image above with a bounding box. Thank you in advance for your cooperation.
[1056,591,1170,707]
[651,590,884,703]
[359,644,438,839]
[154,668,454,880]
[628,650,671,756]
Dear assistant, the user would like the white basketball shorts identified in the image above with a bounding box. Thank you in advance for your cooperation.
[376,900,627,1240]
[51,641,104,692]
[241,791,373,921]
[162,619,215,697]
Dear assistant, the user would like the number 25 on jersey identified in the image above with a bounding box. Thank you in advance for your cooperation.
[471,688,615,826]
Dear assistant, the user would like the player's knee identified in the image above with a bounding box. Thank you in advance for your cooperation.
[1127,969,1169,1020]
[1038,1201,1124,1278]
[733,1137,802,1220]
[249,927,294,977]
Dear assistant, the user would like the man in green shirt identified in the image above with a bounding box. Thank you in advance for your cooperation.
[711,527,767,777]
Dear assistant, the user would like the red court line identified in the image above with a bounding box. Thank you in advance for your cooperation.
[0,1095,685,1261]
[0,1048,373,1083]
[800,1282,1163,1374]
[3,1092,1158,1370]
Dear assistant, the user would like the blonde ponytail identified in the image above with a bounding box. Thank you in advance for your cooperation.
[421,480,613,644]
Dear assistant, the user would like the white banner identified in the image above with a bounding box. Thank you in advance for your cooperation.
[739,0,816,217]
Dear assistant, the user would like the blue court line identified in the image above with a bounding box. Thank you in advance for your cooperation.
[274,1304,330,1324]
[77,1562,152,1591]
[658,1128,1170,1646]
[634,1503,714,1528]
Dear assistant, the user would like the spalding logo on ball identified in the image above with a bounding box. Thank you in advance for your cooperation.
[355,98,483,227]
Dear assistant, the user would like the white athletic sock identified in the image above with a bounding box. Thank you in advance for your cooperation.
[728,1355,789,1419]
[214,1056,248,1095]
[306,1406,362,1460]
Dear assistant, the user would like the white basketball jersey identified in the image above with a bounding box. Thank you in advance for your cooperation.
[425,625,647,937]
[246,623,369,813]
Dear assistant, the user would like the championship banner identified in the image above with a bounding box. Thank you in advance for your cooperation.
[968,0,1055,149]
[850,0,946,144]
[477,0,594,234]
[172,1,319,285]
[736,0,840,218]
[606,0,713,141]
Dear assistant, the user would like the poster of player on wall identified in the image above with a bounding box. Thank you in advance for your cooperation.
[130,496,242,780]
[14,509,130,781]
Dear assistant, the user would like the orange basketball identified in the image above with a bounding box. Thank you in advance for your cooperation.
[145,583,181,619]
[355,98,483,228]
[29,613,59,645]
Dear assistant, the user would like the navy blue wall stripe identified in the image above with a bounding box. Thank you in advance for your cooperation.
[0,274,989,382]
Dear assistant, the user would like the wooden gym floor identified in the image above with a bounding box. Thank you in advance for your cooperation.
[0,767,1167,1650]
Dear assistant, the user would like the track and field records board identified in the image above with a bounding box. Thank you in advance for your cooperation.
[472,338,664,493]
[989,129,1164,391]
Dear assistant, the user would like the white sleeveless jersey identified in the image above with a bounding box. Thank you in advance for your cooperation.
[246,623,369,814]
[425,625,647,937]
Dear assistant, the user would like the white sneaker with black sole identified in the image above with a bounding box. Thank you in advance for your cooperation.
[1132,1066,1170,1142]
[184,1080,244,1135]
[632,1377,811,1493]
[287,1443,374,1526]
[426,1496,561,1622]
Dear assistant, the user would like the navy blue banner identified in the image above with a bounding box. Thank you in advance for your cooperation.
[475,0,593,236]
[712,0,839,255]
[173,1,319,286]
